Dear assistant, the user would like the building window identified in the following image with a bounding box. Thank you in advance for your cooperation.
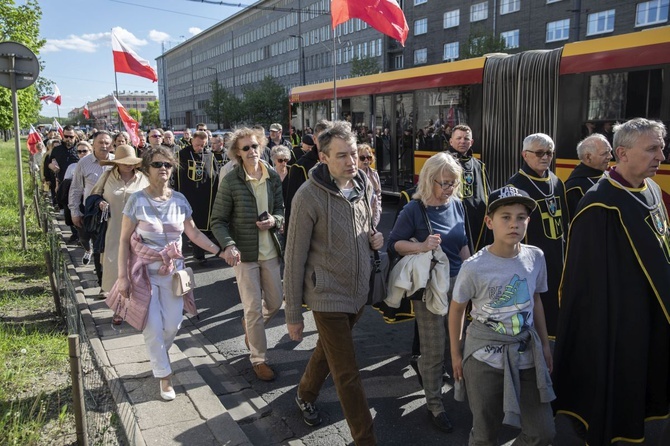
[414,48,428,65]
[470,2,488,22]
[500,0,520,14]
[443,42,459,61]
[394,54,404,69]
[546,18,570,42]
[415,18,428,35]
[501,29,520,48]
[635,0,669,26]
[587,10,615,35]
[444,9,460,28]
[414,0,427,5]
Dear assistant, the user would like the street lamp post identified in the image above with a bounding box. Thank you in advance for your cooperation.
[289,35,306,133]
[206,66,220,129]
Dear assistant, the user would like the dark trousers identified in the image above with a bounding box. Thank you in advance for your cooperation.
[299,308,376,446]
[77,225,102,285]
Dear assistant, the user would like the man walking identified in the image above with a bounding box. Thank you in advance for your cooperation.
[564,133,612,219]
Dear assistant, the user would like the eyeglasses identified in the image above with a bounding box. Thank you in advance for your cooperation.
[150,161,173,169]
[149,134,163,138]
[241,144,260,152]
[359,155,373,161]
[63,135,76,139]
[275,158,289,163]
[76,150,89,154]
[525,150,554,158]
[434,180,459,190]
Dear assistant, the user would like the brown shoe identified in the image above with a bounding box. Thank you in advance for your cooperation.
[241,318,250,350]
[253,362,275,381]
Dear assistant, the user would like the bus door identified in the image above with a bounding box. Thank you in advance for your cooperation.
[375,93,414,193]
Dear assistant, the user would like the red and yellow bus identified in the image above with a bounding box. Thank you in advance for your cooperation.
[289,26,670,205]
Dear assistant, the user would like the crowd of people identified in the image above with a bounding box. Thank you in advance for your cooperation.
[33,117,669,446]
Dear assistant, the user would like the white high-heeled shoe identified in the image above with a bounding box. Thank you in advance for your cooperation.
[159,378,176,401]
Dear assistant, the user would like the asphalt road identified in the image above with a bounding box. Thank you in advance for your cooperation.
[185,197,667,446]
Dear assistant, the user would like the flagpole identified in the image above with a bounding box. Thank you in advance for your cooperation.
[56,105,60,119]
[114,71,120,131]
[333,28,337,120]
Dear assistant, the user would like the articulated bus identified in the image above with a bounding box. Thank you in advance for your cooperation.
[289,26,670,206]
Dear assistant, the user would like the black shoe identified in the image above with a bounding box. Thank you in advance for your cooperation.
[409,355,423,388]
[67,233,79,243]
[295,394,322,427]
[430,411,453,433]
[197,257,208,266]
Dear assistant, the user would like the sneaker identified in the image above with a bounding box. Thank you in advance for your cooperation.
[430,411,453,433]
[253,362,275,381]
[295,394,322,427]
[82,250,92,265]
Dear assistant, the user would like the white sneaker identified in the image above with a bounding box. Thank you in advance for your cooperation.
[82,250,92,265]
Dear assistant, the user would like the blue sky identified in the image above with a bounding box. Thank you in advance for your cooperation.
[38,0,241,118]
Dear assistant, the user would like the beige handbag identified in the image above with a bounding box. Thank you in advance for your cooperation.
[172,267,195,296]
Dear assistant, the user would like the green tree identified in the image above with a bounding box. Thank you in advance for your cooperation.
[462,29,508,59]
[350,56,380,77]
[142,100,161,128]
[204,80,242,129]
[0,0,46,135]
[241,76,287,128]
[127,108,141,123]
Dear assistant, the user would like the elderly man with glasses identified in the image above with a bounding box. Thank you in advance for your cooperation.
[147,129,164,149]
[506,133,569,338]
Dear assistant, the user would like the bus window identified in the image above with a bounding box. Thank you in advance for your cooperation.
[588,69,663,121]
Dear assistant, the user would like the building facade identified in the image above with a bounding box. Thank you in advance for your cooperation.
[84,91,156,130]
[158,0,669,130]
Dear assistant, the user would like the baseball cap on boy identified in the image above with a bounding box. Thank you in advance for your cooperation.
[487,186,537,214]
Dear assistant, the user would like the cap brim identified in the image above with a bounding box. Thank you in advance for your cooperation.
[488,197,537,214]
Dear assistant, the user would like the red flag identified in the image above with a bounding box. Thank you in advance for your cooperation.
[40,85,62,106]
[114,96,140,146]
[111,30,158,82]
[331,0,408,46]
[52,118,64,139]
[83,104,90,120]
[27,124,42,155]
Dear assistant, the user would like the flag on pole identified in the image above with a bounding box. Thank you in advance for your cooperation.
[83,104,90,120]
[331,0,409,46]
[40,85,62,105]
[114,96,140,146]
[52,118,64,139]
[111,29,158,82]
[27,125,43,155]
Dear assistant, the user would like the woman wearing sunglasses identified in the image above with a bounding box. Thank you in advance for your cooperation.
[211,127,285,382]
[112,146,225,401]
[357,143,382,227]
[270,145,291,199]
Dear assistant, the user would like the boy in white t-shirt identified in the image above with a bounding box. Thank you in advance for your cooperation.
[449,186,556,445]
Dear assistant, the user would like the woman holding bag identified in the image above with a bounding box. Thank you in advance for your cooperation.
[90,144,149,300]
[111,146,225,401]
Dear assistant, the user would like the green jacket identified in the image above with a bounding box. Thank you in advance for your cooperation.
[210,161,285,262]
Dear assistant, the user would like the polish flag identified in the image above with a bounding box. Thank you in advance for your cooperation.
[114,96,140,146]
[83,104,90,120]
[26,125,43,155]
[111,30,158,82]
[331,0,409,46]
[52,118,64,139]
[40,85,62,106]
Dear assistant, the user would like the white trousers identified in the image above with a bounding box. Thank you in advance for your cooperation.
[142,272,184,378]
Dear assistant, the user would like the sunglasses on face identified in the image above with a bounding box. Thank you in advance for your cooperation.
[150,161,173,169]
[525,150,554,158]
[63,135,76,139]
[275,158,289,163]
[77,150,89,154]
[359,155,373,161]
[149,134,163,138]
[241,144,260,152]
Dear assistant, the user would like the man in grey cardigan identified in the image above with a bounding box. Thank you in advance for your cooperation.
[285,121,383,446]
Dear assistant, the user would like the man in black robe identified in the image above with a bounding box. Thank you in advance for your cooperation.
[553,118,670,445]
[446,124,491,252]
[175,130,217,265]
[565,133,612,220]
[507,133,568,337]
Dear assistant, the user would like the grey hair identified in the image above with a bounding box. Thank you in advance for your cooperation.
[576,133,610,161]
[227,127,268,165]
[271,145,291,159]
[413,152,462,206]
[612,118,667,161]
[522,133,554,152]
[317,121,356,156]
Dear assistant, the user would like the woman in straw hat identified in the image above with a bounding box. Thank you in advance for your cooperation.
[91,144,149,298]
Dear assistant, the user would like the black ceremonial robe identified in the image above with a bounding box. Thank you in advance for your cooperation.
[553,174,670,446]
[507,164,569,337]
[564,162,603,221]
[175,146,217,231]
[447,148,491,252]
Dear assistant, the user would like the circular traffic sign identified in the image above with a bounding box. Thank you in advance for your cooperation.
[0,41,40,90]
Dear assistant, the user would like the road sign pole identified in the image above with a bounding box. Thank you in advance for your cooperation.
[10,54,27,250]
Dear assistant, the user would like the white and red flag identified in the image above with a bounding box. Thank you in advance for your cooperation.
[52,118,64,138]
[26,124,43,155]
[111,30,158,82]
[113,96,140,146]
[331,0,409,46]
[40,84,62,105]
[83,104,90,120]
